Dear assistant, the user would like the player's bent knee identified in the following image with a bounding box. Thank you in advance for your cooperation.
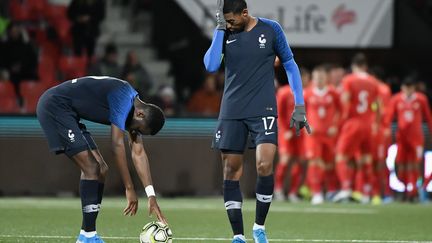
[256,159,273,176]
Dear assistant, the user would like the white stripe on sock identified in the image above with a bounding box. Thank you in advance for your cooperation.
[224,201,242,210]
[82,204,100,213]
[256,193,273,203]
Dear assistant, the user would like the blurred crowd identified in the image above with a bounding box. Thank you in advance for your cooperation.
[0,0,224,117]
[1,0,431,119]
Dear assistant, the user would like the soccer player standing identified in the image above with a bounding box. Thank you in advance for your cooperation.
[204,1,310,242]
[303,65,342,204]
[37,76,167,243]
[384,78,432,201]
[333,53,380,202]
[274,83,306,203]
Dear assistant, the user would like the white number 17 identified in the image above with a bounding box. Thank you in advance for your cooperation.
[262,116,275,131]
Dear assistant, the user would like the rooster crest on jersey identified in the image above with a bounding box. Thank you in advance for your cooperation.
[258,34,266,48]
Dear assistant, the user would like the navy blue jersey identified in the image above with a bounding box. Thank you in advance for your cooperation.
[216,18,298,119]
[49,76,138,131]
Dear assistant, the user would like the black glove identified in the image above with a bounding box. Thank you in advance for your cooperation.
[216,0,226,30]
[290,105,312,136]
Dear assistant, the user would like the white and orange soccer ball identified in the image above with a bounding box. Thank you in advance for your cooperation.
[139,221,173,243]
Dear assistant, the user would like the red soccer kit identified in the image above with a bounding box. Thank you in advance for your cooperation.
[336,72,379,156]
[385,92,432,163]
[372,82,393,161]
[276,85,304,156]
[304,86,341,161]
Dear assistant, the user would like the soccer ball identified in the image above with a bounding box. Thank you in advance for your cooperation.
[140,221,173,243]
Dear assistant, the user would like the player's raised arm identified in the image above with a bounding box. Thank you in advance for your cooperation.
[203,0,226,72]
[111,124,138,216]
[262,19,310,135]
[128,131,167,224]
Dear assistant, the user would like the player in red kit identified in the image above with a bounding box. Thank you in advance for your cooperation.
[333,53,380,202]
[384,78,432,201]
[274,84,306,202]
[371,69,394,204]
[303,65,342,204]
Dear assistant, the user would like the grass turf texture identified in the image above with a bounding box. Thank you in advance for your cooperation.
[0,198,431,243]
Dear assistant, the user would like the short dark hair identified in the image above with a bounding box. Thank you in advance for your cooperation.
[144,104,165,135]
[223,0,247,14]
[402,77,416,87]
[105,43,117,55]
[351,53,368,67]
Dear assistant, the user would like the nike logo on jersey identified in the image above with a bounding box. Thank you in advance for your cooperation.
[226,39,237,44]
[265,131,275,135]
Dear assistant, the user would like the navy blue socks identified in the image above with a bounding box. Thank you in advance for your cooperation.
[223,180,244,235]
[255,174,274,226]
[80,180,100,232]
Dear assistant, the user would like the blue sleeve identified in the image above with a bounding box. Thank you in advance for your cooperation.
[203,29,225,73]
[107,85,138,131]
[260,18,304,105]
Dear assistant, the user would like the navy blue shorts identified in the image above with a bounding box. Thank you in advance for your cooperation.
[212,116,278,153]
[36,89,97,157]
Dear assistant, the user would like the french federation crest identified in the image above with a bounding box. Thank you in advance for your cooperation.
[259,34,266,48]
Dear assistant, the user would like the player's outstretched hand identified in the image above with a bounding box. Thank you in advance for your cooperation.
[290,105,312,136]
[216,0,226,30]
[124,187,138,216]
[148,197,168,225]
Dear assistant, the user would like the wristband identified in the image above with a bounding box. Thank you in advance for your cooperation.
[145,185,156,197]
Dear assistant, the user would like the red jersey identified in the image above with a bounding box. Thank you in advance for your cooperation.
[276,85,294,131]
[385,92,432,141]
[304,86,341,134]
[377,81,392,125]
[341,72,379,121]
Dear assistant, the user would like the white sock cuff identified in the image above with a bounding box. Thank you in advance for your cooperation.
[233,234,246,241]
[253,223,265,230]
[80,230,97,238]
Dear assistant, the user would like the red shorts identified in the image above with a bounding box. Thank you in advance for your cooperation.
[278,128,305,157]
[395,138,423,164]
[304,134,336,162]
[336,119,373,157]
[371,130,387,162]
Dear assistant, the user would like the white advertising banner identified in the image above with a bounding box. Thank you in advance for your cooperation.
[175,0,394,48]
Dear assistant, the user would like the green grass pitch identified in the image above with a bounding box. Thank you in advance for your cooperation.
[0,197,431,243]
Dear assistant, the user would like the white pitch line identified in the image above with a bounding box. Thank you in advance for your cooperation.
[0,235,431,243]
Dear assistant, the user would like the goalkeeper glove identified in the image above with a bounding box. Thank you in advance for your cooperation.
[216,0,226,30]
[290,105,312,136]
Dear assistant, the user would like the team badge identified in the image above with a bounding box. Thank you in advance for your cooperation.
[259,34,266,48]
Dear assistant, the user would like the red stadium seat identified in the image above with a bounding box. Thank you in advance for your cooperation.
[38,54,57,86]
[0,81,20,113]
[40,41,61,64]
[20,81,48,114]
[45,4,68,24]
[58,55,88,80]
[0,97,21,113]
[9,0,48,21]
[9,0,33,21]
[0,81,16,99]
[54,19,72,46]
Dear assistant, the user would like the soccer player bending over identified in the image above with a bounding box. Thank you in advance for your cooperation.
[204,0,310,242]
[37,76,167,243]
